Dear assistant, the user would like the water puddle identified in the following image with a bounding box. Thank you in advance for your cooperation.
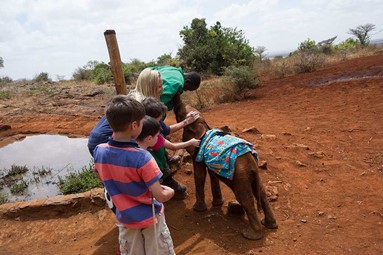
[0,135,92,202]
[306,66,383,87]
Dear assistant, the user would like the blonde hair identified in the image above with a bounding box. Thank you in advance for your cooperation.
[131,68,161,102]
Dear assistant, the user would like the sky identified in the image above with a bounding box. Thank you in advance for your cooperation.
[1,0,382,81]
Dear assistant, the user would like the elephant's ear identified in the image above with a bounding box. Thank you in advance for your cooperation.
[191,121,208,140]
[183,119,207,141]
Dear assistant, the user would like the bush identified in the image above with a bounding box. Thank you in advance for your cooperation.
[72,67,93,81]
[293,51,325,73]
[0,76,13,84]
[33,72,50,83]
[10,179,28,194]
[223,65,259,97]
[57,163,102,194]
[0,192,8,205]
[93,63,113,84]
[0,90,12,100]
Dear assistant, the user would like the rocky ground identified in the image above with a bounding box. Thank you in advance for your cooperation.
[0,54,383,254]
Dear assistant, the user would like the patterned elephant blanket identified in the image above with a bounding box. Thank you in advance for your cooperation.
[195,129,258,180]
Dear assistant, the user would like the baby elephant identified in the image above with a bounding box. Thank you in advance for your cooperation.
[173,101,277,240]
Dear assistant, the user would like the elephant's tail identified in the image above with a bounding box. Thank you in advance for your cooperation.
[251,166,263,213]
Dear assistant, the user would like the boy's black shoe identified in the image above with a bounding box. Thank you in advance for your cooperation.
[168,155,181,165]
[162,176,187,199]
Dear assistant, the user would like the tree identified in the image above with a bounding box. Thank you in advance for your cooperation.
[178,18,255,75]
[298,38,317,51]
[348,23,376,46]
[0,57,3,68]
[33,72,50,82]
[254,46,267,62]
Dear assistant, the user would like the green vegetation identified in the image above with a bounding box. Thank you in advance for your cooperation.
[178,18,255,75]
[349,23,376,46]
[7,164,29,177]
[10,179,28,194]
[223,65,259,99]
[32,166,52,177]
[57,163,102,194]
[0,191,8,205]
[0,90,12,99]
[33,72,51,83]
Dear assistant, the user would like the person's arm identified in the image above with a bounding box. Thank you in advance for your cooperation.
[168,111,200,134]
[150,181,175,203]
[163,138,200,151]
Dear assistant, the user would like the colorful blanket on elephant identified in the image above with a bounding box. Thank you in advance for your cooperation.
[195,129,258,180]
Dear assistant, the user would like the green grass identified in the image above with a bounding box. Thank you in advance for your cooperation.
[7,164,29,177]
[32,166,52,177]
[57,163,103,194]
[10,179,28,194]
[0,90,12,99]
[0,192,8,205]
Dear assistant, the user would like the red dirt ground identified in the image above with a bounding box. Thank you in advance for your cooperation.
[0,54,383,255]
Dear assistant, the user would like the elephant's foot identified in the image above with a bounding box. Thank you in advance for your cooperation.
[212,198,224,207]
[241,226,263,240]
[193,201,208,212]
[261,218,278,229]
[227,200,245,215]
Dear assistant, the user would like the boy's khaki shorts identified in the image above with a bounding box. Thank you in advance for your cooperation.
[117,213,175,255]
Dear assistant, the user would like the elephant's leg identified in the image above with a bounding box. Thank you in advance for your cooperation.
[208,171,223,207]
[233,182,263,240]
[258,184,278,229]
[193,161,208,212]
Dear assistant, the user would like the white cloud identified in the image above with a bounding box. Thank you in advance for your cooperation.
[0,0,382,80]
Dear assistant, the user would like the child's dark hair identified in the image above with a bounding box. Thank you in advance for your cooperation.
[106,95,145,132]
[142,97,167,118]
[136,116,161,142]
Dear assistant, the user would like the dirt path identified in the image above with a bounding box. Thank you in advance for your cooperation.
[1,55,383,254]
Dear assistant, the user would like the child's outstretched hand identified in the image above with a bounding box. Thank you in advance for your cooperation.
[184,111,200,125]
[189,138,201,147]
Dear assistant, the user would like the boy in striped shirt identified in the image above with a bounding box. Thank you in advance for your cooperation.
[94,95,175,255]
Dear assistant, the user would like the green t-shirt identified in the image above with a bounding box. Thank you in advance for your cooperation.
[150,66,185,111]
[149,147,171,179]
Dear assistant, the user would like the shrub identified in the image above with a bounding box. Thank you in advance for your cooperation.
[57,163,102,194]
[0,90,12,100]
[0,192,8,205]
[10,179,28,194]
[93,63,113,84]
[7,164,29,177]
[0,76,13,84]
[72,67,93,81]
[293,51,325,73]
[33,72,50,83]
[223,65,259,98]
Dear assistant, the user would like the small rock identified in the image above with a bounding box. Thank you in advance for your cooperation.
[258,160,268,170]
[295,160,307,167]
[261,134,277,140]
[318,211,325,216]
[219,125,232,133]
[301,219,307,223]
[308,151,325,158]
[242,126,261,134]
[290,143,310,150]
[328,215,337,220]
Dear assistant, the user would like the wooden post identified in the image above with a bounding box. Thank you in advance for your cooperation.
[104,30,127,95]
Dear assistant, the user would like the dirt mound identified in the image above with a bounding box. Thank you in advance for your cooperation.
[1,54,383,254]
